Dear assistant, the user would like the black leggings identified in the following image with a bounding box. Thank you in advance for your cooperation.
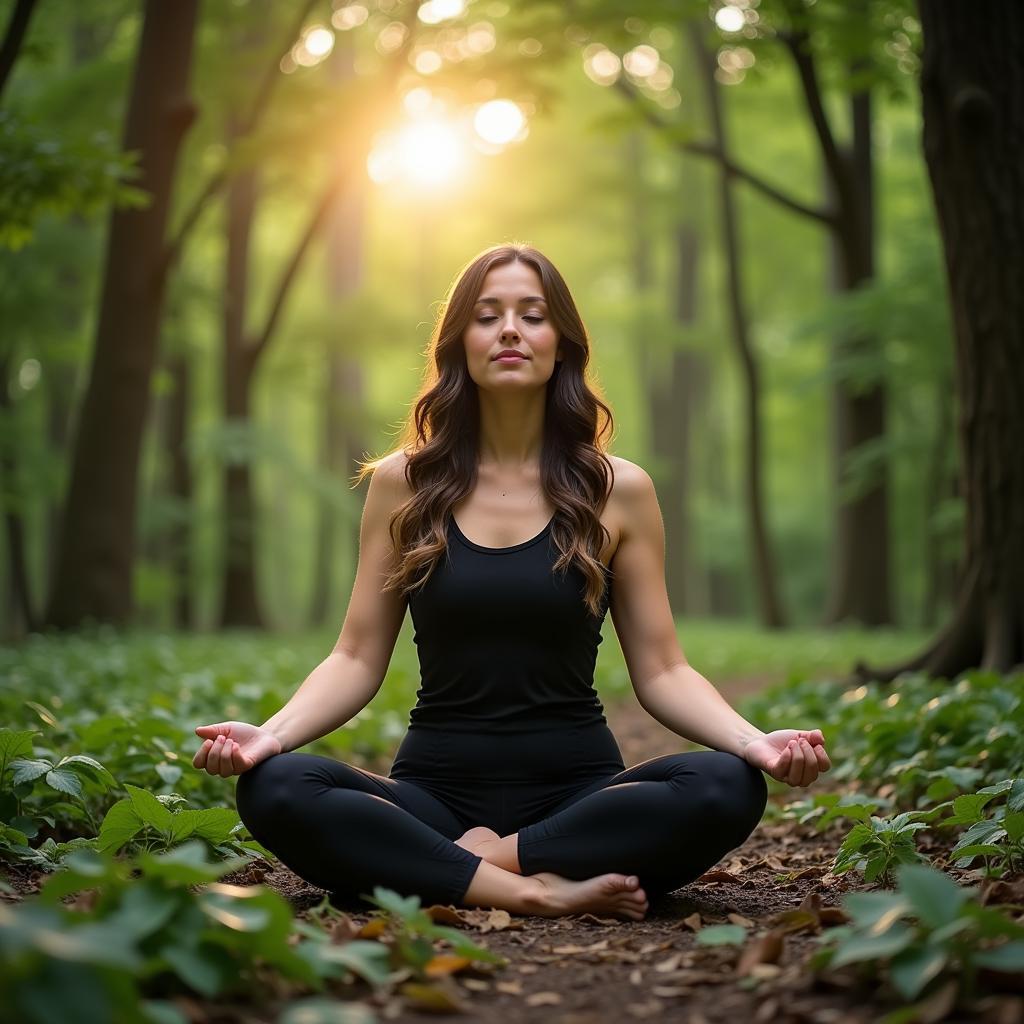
[234,722,768,908]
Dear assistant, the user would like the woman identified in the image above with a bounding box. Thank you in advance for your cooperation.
[192,243,831,921]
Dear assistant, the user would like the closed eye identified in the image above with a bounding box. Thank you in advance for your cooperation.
[477,315,544,324]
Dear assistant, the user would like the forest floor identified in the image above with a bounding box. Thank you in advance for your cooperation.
[8,673,1023,1023]
[229,673,1024,1023]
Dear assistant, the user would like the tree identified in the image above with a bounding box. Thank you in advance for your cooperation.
[855,0,1024,677]
[44,0,200,628]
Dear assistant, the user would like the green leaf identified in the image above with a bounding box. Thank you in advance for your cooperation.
[0,730,36,783]
[843,890,910,930]
[191,807,241,845]
[97,798,144,854]
[140,1001,191,1024]
[11,757,53,785]
[136,840,238,884]
[896,864,973,928]
[278,999,378,1024]
[366,886,422,921]
[695,924,748,946]
[162,943,230,997]
[199,889,272,932]
[57,754,117,786]
[973,941,1024,972]
[1002,811,1024,842]
[125,783,174,832]
[1007,779,1024,813]
[312,940,395,986]
[830,923,915,966]
[943,793,996,826]
[45,767,84,800]
[888,945,948,999]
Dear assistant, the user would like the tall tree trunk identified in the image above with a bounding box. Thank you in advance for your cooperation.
[691,24,786,629]
[653,218,704,616]
[821,84,892,626]
[854,0,1024,680]
[920,370,955,628]
[219,112,263,628]
[166,351,193,629]
[310,37,367,627]
[0,351,36,634]
[44,1,199,629]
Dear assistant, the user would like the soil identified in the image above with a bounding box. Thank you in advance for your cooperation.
[5,674,1023,1023]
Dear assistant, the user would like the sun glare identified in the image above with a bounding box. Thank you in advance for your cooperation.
[474,99,525,145]
[367,119,466,188]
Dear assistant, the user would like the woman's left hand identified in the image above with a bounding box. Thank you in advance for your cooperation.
[742,729,832,788]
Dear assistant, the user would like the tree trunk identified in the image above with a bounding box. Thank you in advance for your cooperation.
[310,38,367,627]
[822,84,892,626]
[853,0,1024,680]
[166,351,193,629]
[691,23,786,629]
[219,113,264,629]
[44,0,199,629]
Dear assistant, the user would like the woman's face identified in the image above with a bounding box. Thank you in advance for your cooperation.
[463,261,561,389]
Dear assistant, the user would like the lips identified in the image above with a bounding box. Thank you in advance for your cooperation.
[493,352,527,361]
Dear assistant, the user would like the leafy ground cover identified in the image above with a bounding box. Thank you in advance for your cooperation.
[2,626,1023,1022]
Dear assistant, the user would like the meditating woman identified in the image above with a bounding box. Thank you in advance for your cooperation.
[192,243,831,921]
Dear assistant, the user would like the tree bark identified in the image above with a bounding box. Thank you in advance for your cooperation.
[853,0,1024,680]
[691,23,786,629]
[44,0,199,628]
[219,110,263,628]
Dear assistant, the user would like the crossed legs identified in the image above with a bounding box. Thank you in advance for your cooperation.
[234,749,767,919]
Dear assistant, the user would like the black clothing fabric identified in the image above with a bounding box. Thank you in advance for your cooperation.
[405,514,612,731]
[234,511,768,908]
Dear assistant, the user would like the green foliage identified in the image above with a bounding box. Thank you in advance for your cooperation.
[811,864,1024,1013]
[740,669,1024,806]
[831,811,931,885]
[362,886,506,973]
[0,109,147,250]
[0,840,404,1023]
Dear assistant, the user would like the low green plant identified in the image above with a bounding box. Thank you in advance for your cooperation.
[937,778,1024,877]
[831,808,934,885]
[361,886,506,977]
[0,840,395,1024]
[811,863,1024,1018]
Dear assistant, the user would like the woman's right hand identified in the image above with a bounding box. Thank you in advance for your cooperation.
[192,722,282,778]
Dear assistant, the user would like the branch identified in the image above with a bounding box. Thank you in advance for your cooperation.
[162,0,319,272]
[775,0,852,208]
[246,2,421,366]
[0,0,39,101]
[613,76,836,226]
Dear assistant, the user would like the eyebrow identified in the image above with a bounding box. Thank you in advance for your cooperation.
[475,295,547,305]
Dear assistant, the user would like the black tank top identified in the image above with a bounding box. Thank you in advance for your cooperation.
[405,513,614,733]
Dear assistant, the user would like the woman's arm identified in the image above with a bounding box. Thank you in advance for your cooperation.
[606,459,831,786]
[627,661,765,758]
[264,450,413,751]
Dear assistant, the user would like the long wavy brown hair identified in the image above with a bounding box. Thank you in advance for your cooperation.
[353,242,616,617]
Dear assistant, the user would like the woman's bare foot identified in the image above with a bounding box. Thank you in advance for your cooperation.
[527,871,649,921]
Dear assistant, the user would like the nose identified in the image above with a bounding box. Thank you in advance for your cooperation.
[500,311,520,340]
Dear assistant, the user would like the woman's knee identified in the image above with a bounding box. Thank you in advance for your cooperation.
[234,751,306,832]
[695,751,768,837]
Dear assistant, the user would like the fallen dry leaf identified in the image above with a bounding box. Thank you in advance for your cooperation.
[654,953,684,973]
[399,981,466,1013]
[697,869,742,884]
[679,912,703,932]
[495,980,524,995]
[356,917,387,939]
[525,991,562,1007]
[727,912,755,927]
[424,904,467,926]
[423,954,472,977]
[736,929,786,976]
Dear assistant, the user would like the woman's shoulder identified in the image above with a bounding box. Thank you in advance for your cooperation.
[606,454,654,506]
